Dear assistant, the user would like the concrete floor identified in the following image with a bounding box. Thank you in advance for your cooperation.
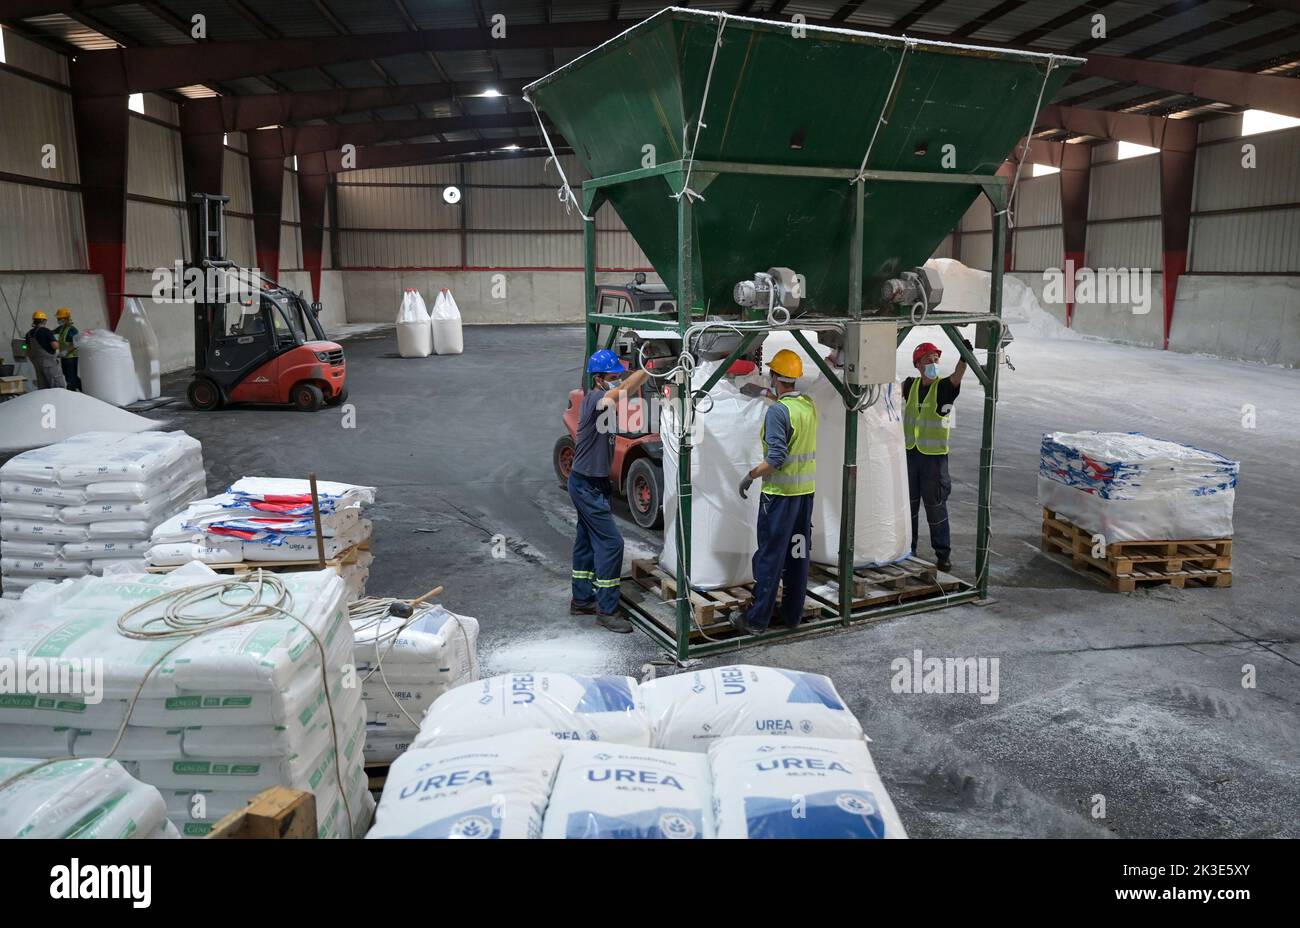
[153,324,1299,839]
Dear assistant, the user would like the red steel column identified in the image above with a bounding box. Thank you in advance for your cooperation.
[1058,145,1092,330]
[1160,147,1196,351]
[297,153,329,302]
[70,70,129,328]
[248,156,286,282]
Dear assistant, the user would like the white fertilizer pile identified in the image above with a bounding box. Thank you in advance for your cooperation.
[0,388,162,452]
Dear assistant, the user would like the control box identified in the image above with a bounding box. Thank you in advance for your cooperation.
[843,322,896,386]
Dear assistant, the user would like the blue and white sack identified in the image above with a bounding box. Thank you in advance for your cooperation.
[366,731,562,839]
[412,673,650,748]
[642,665,863,752]
[709,736,907,839]
[541,743,714,839]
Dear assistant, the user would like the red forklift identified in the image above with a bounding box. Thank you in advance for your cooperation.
[186,193,347,411]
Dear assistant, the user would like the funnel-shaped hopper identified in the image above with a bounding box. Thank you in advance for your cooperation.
[526,8,1082,314]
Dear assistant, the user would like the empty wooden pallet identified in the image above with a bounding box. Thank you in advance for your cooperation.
[1041,508,1232,592]
[805,556,964,611]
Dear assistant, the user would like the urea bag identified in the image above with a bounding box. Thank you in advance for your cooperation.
[367,731,562,839]
[709,736,907,839]
[0,757,169,839]
[413,673,650,748]
[641,664,863,752]
[541,742,714,839]
[351,604,480,683]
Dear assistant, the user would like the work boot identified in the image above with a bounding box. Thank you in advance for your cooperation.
[569,600,598,615]
[729,612,761,636]
[596,612,633,634]
[935,555,952,572]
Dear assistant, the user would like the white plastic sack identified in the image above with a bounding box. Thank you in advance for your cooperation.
[351,604,480,684]
[0,757,170,839]
[642,664,864,752]
[396,288,433,358]
[542,742,714,839]
[430,288,464,355]
[367,731,563,839]
[115,297,162,401]
[413,673,650,749]
[1038,431,1239,542]
[77,329,139,407]
[709,736,907,839]
[808,376,912,567]
[659,362,768,589]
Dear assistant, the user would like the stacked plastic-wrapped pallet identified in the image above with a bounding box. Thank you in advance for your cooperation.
[145,477,374,600]
[0,757,178,838]
[0,431,206,599]
[1038,431,1240,542]
[349,601,480,763]
[0,563,374,838]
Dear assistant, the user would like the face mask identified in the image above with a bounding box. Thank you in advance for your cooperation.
[923,363,939,379]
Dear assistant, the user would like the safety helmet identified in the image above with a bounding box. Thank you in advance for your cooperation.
[769,348,803,381]
[31,311,48,323]
[587,348,626,375]
[912,342,942,366]
[56,308,71,320]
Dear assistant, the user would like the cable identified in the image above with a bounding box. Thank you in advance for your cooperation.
[674,16,728,204]
[999,55,1058,229]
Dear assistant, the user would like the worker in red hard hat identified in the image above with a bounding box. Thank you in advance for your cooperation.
[902,338,972,572]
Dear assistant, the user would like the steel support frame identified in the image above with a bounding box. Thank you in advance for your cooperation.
[584,160,1006,659]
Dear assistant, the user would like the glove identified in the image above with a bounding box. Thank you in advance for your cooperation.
[739,474,755,499]
[962,337,973,351]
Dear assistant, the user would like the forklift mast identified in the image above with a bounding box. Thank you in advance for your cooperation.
[191,192,232,267]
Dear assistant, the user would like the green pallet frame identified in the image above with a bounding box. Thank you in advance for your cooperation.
[582,159,1008,661]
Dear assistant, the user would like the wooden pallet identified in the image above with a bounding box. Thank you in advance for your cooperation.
[804,556,965,611]
[145,539,371,574]
[365,762,390,793]
[206,786,317,839]
[1041,508,1232,592]
[625,559,820,641]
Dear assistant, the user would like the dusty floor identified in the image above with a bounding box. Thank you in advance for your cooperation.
[151,323,1299,839]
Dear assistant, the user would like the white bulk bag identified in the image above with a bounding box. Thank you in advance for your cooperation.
[412,673,650,748]
[77,329,139,407]
[367,731,563,839]
[709,736,907,839]
[642,664,864,752]
[115,297,162,400]
[430,288,464,355]
[808,376,912,567]
[395,288,433,358]
[542,742,714,839]
[659,362,768,589]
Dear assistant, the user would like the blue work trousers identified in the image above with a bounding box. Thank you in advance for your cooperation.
[744,491,814,631]
[568,472,624,614]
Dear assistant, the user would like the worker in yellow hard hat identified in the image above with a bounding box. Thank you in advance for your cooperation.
[733,347,817,635]
[53,308,81,392]
[24,311,67,390]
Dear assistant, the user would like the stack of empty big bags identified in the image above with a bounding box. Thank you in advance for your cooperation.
[145,477,375,601]
[1038,431,1240,542]
[0,563,374,838]
[0,431,206,600]
[349,602,481,764]
[366,665,907,839]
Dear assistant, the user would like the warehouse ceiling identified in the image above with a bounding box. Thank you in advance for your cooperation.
[3,0,1299,155]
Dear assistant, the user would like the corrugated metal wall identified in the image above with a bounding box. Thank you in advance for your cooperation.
[334,153,650,269]
[0,182,85,270]
[1190,124,1300,272]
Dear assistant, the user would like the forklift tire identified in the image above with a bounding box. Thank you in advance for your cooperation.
[187,378,223,411]
[553,434,575,485]
[292,382,325,412]
[325,386,348,407]
[627,457,664,530]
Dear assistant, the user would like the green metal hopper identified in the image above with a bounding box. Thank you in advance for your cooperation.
[526,7,1082,313]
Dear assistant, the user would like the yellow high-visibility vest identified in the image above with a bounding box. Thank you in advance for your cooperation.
[761,393,817,496]
[904,378,952,455]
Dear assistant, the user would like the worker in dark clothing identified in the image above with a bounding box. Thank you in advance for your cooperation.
[53,307,80,391]
[568,348,650,633]
[24,311,67,390]
[902,339,970,572]
[733,349,817,635]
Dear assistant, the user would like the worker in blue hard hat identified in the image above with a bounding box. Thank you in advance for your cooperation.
[567,348,650,633]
